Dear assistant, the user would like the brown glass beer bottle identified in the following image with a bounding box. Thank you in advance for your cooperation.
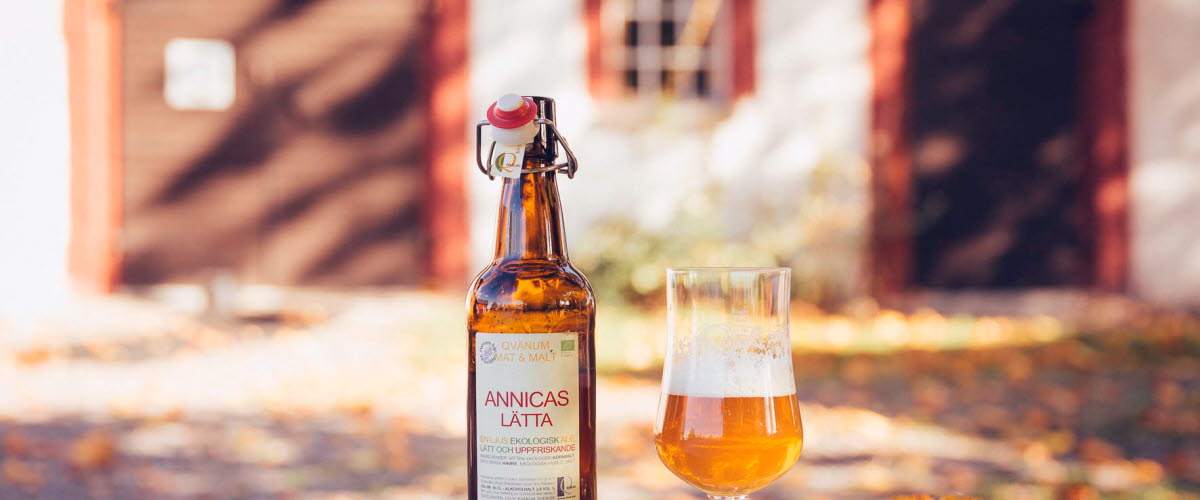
[467,95,595,500]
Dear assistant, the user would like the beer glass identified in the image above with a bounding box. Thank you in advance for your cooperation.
[655,268,803,499]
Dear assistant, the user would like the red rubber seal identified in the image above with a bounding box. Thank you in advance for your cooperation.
[486,97,537,129]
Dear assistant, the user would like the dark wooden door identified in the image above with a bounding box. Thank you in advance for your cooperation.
[121,0,429,286]
[908,0,1094,287]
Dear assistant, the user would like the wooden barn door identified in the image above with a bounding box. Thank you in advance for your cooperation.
[869,0,1128,294]
[118,0,438,286]
[908,0,1092,287]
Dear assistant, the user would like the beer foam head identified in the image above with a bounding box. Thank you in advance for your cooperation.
[665,335,796,398]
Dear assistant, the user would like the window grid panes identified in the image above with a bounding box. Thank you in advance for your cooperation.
[619,0,720,99]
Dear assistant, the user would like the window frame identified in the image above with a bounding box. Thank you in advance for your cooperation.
[585,0,756,105]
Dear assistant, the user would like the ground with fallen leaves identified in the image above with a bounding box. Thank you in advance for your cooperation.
[0,290,1197,499]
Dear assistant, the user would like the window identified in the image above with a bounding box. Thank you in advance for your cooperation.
[586,0,755,103]
[163,38,236,111]
[621,0,720,99]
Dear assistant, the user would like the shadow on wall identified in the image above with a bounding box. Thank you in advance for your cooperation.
[120,0,442,286]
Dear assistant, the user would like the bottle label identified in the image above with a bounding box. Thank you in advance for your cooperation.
[475,332,580,499]
[489,143,526,179]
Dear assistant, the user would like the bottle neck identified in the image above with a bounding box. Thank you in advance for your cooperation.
[493,159,569,262]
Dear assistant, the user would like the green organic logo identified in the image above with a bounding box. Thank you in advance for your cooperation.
[561,339,575,352]
[494,151,518,172]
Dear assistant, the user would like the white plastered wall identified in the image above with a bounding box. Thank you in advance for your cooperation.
[1130,0,1200,305]
[0,0,72,317]
[468,0,870,275]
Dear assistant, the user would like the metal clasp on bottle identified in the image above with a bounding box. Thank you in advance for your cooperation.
[474,96,580,180]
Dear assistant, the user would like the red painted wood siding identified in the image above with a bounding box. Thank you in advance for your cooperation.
[867,0,913,298]
[65,0,123,293]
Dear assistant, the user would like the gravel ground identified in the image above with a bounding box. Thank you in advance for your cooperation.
[0,290,1197,499]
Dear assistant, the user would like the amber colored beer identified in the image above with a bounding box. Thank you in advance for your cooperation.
[655,393,803,496]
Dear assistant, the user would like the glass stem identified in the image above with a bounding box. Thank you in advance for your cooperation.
[708,496,749,500]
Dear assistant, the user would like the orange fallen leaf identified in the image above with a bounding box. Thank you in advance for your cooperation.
[1133,459,1164,484]
[2,432,31,456]
[1077,437,1121,465]
[68,431,117,471]
[1059,483,1098,500]
[1,459,43,489]
[13,348,51,366]
[889,496,959,500]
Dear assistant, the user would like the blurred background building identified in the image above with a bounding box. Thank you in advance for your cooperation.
[6,0,1200,309]
[4,2,1200,499]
